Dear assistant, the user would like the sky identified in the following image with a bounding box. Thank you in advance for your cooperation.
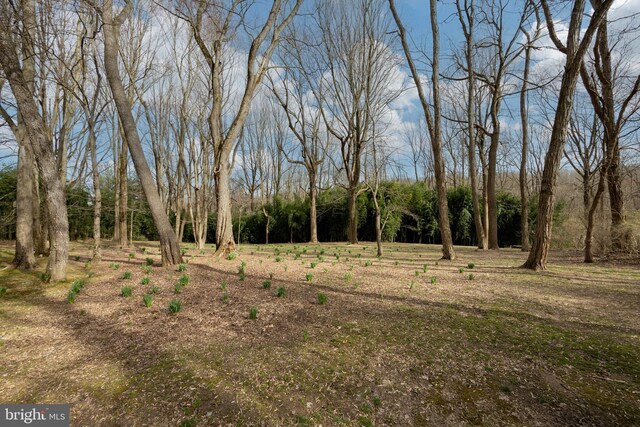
[1,0,639,179]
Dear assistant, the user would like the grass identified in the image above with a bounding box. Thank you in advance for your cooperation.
[120,286,133,297]
[317,293,327,305]
[276,286,286,298]
[262,279,272,289]
[168,299,182,314]
[249,306,258,320]
[143,294,153,308]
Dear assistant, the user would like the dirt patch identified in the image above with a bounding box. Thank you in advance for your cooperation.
[0,242,639,426]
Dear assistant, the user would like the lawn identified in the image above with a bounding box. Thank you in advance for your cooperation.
[0,241,638,426]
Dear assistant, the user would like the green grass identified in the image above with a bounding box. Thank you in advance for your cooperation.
[168,299,182,314]
[120,286,133,297]
[143,294,153,308]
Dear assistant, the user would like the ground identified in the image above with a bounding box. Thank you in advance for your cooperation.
[0,241,639,427]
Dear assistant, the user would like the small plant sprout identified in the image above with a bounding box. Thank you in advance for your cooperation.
[67,291,76,304]
[142,247,147,254]
[121,286,133,297]
[181,248,187,256]
[415,271,420,276]
[459,267,465,274]
[143,294,153,308]
[249,307,258,320]
[177,263,187,272]
[122,271,132,280]
[0,287,7,298]
[467,262,475,269]
[143,265,152,274]
[150,286,160,294]
[174,283,183,294]
[145,257,154,266]
[430,276,437,284]
[468,273,475,281]
[141,276,150,285]
[128,253,135,260]
[317,293,327,305]
[179,275,189,286]
[344,273,353,282]
[306,272,314,282]
[275,256,283,262]
[364,260,372,267]
[262,279,272,289]
[227,252,238,260]
[423,264,428,273]
[221,291,229,303]
[394,260,399,266]
[310,262,317,268]
[168,299,182,314]
[276,287,286,298]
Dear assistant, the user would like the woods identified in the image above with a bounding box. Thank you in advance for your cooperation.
[0,0,639,280]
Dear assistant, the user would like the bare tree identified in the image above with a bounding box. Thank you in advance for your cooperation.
[389,0,456,259]
[98,0,183,265]
[0,1,69,281]
[579,0,640,250]
[173,0,302,255]
[523,0,614,270]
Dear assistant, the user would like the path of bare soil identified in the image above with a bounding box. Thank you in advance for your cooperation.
[0,241,638,426]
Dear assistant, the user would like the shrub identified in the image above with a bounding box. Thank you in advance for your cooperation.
[275,256,283,262]
[128,253,135,260]
[249,307,258,320]
[168,299,182,314]
[181,248,187,256]
[310,262,317,268]
[70,279,85,294]
[150,286,160,294]
[459,267,465,273]
[306,272,313,282]
[141,276,150,285]
[174,283,183,294]
[143,294,153,308]
[177,263,187,272]
[178,275,189,286]
[430,276,437,284]
[276,287,286,297]
[121,286,133,297]
[227,252,238,260]
[262,280,272,289]
[467,262,475,269]
[317,293,327,305]
[468,273,475,281]
[145,257,154,266]
[67,291,76,304]
[364,260,372,267]
[121,271,132,280]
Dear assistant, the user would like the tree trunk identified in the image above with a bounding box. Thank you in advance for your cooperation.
[309,176,318,243]
[430,0,455,260]
[89,124,102,260]
[519,41,532,252]
[117,135,128,248]
[101,0,182,265]
[12,143,37,269]
[347,184,358,244]
[374,199,383,257]
[214,161,235,255]
[487,126,500,249]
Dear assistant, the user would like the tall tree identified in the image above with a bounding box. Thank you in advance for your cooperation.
[99,0,183,265]
[174,0,302,255]
[389,0,456,259]
[0,2,69,281]
[579,0,640,251]
[523,0,614,270]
